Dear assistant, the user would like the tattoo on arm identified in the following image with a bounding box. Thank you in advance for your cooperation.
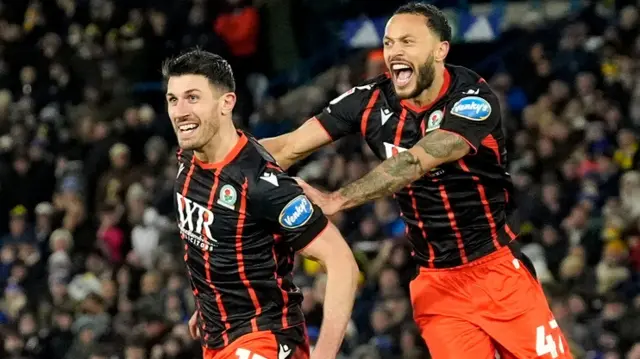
[336,131,469,209]
[416,130,469,160]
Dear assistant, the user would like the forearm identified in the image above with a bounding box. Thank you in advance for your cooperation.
[313,257,359,356]
[335,151,423,210]
[259,136,295,170]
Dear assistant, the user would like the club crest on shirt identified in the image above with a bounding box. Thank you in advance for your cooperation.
[426,110,443,133]
[450,96,491,121]
[279,195,314,229]
[217,184,237,210]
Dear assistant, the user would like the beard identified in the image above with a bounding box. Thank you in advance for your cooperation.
[396,54,436,100]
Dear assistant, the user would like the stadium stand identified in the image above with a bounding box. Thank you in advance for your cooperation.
[1,0,640,358]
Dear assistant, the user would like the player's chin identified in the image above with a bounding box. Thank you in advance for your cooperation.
[177,137,201,151]
[393,83,417,99]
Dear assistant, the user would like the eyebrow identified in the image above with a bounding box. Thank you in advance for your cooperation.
[384,35,415,41]
[166,89,201,97]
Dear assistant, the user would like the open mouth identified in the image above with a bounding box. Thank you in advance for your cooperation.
[391,63,414,87]
[178,123,199,134]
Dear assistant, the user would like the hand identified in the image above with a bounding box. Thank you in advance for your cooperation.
[188,310,200,339]
[294,178,343,216]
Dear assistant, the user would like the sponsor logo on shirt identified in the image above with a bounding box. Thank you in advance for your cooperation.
[279,195,314,229]
[450,96,491,121]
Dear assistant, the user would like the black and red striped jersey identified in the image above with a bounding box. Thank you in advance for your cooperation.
[314,64,518,268]
[174,131,328,349]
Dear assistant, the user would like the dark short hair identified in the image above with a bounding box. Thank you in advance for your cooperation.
[162,49,236,92]
[394,2,452,43]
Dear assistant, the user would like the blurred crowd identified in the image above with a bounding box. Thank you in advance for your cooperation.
[1,0,640,358]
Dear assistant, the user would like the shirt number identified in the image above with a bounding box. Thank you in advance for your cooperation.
[535,319,564,358]
[236,348,266,359]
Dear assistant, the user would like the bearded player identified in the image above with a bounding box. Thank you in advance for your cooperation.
[261,2,572,358]
[165,50,359,359]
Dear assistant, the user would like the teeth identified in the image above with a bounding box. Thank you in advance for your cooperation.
[392,64,411,70]
[179,124,198,131]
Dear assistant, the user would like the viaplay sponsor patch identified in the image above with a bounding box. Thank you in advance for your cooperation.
[450,96,491,121]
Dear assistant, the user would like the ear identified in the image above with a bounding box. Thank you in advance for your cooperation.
[435,41,450,63]
[219,92,236,116]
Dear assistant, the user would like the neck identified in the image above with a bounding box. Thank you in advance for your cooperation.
[408,63,446,108]
[194,118,239,164]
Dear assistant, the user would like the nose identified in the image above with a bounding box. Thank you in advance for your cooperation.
[171,99,191,120]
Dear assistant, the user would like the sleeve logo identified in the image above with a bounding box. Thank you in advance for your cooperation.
[450,96,491,121]
[279,195,314,229]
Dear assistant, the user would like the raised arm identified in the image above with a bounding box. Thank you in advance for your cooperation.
[260,83,377,170]
[333,129,470,210]
[297,92,501,215]
[259,118,332,170]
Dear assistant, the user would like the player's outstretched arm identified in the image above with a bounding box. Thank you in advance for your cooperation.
[299,222,359,359]
[259,118,332,170]
[328,130,469,213]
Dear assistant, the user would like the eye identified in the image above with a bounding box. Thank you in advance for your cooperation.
[383,40,392,47]
[167,97,177,105]
[188,95,198,102]
[402,38,413,45]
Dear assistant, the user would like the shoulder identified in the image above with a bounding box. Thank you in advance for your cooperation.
[445,66,500,122]
[238,136,283,189]
[327,75,390,107]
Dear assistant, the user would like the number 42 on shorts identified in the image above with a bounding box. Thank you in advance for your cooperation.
[536,319,565,358]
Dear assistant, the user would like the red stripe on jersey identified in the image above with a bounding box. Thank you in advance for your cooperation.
[202,170,231,344]
[481,135,500,164]
[271,246,289,328]
[394,109,434,265]
[180,157,222,343]
[458,159,500,250]
[435,179,468,264]
[266,162,282,172]
[360,89,380,136]
[505,224,517,241]
[235,179,263,332]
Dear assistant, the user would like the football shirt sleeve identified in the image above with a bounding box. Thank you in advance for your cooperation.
[435,90,501,154]
[314,84,377,140]
[251,167,329,251]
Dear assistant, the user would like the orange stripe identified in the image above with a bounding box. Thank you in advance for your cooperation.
[393,109,434,266]
[202,170,231,344]
[458,159,500,249]
[360,89,380,136]
[436,180,468,264]
[272,246,289,328]
[505,224,517,241]
[481,135,500,164]
[235,179,262,332]
[180,157,225,343]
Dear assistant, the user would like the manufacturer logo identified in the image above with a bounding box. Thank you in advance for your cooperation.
[463,88,479,95]
[279,195,314,229]
[450,96,492,121]
[426,110,443,132]
[278,344,292,359]
[380,108,393,126]
[260,172,279,187]
[217,184,237,210]
[175,193,217,251]
[383,142,408,159]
